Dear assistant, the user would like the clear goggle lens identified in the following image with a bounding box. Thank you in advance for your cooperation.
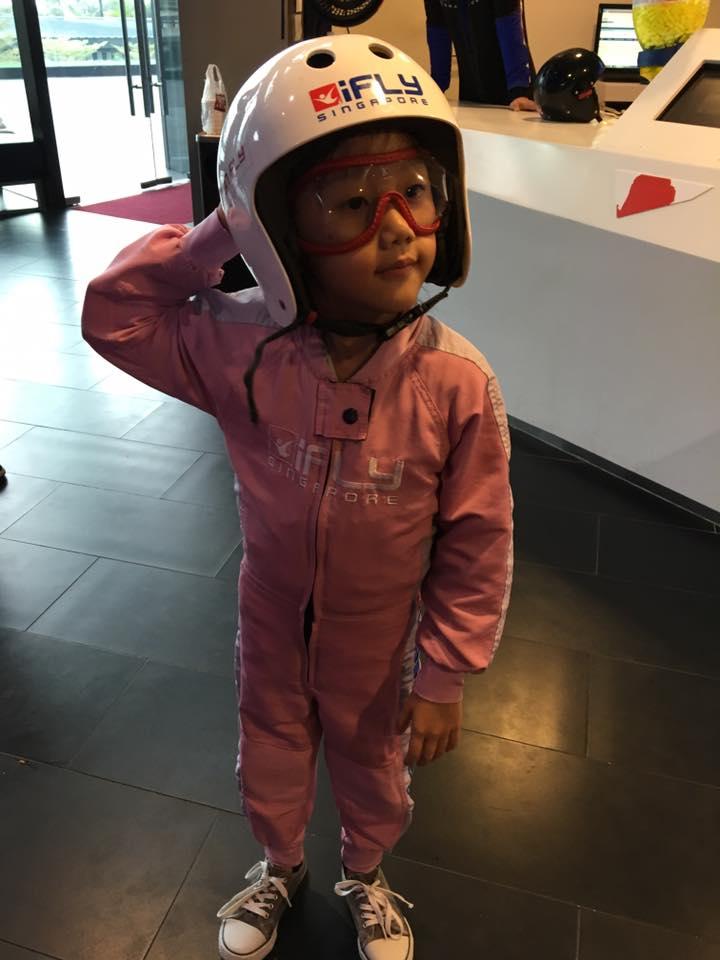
[291,148,449,255]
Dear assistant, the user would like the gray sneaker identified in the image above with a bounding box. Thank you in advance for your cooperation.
[217,859,307,960]
[334,866,414,960]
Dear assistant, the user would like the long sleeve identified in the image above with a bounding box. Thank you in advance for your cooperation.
[81,211,240,414]
[493,0,534,99]
[413,374,514,703]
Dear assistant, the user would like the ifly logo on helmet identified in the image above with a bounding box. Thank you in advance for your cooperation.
[309,74,428,122]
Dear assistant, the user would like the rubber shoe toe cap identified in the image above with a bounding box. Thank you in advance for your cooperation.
[219,919,269,958]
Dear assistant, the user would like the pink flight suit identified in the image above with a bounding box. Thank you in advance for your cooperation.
[82,212,514,873]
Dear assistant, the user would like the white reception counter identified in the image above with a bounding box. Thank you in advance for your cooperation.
[434,30,720,517]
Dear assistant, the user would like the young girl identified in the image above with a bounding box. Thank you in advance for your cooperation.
[82,34,513,960]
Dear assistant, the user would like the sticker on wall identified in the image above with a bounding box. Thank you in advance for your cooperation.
[616,171,714,219]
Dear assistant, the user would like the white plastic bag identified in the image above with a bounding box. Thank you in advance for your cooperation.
[201,63,227,136]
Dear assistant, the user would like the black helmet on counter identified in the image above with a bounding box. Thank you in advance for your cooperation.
[534,48,604,123]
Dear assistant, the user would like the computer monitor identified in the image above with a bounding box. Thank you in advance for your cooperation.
[658,62,720,128]
[594,3,643,80]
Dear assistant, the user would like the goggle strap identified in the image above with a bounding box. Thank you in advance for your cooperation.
[291,147,421,196]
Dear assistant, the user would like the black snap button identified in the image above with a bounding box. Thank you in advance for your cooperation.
[342,407,359,424]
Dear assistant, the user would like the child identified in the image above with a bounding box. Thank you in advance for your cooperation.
[82,34,513,960]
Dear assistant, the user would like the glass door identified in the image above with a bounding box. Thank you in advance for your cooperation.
[0,2,33,143]
[35,0,188,204]
[0,0,34,212]
[0,0,66,213]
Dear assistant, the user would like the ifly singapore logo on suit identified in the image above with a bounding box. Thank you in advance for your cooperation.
[267,426,405,505]
[309,74,429,122]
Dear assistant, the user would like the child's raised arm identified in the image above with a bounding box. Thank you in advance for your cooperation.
[82,210,241,415]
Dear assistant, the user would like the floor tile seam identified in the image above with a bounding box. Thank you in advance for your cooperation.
[5,622,232,681]
[584,652,592,760]
[576,904,720,949]
[11,617,148,663]
[0,291,82,306]
[156,451,213,500]
[0,371,127,394]
[515,496,714,535]
[0,474,237,511]
[0,420,197,452]
[0,937,61,960]
[518,559,720,600]
[597,511,720,539]
[502,631,720,681]
[542,452,720,529]
[515,499,602,521]
[0,417,166,445]
[0,373,163,405]
[382,848,582,911]
[388,849,719,944]
[139,812,221,960]
[64,657,150,768]
[116,431,221,456]
[518,558,599,578]
[0,454,210,502]
[19,550,100,628]
[83,387,185,406]
[7,339,85,356]
[0,749,238,813]
[0,422,33,445]
[0,534,239,580]
[212,540,243,578]
[0,477,62,536]
[593,568,720,599]
[593,513,601,574]
[28,550,237,586]
[10,266,92,281]
[574,907,582,960]
[458,727,720,792]
[509,450,716,529]
[0,269,82,286]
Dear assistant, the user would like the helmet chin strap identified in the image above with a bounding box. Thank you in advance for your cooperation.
[243,285,450,424]
[312,285,451,340]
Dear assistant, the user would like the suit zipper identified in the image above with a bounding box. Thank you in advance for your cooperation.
[303,438,337,683]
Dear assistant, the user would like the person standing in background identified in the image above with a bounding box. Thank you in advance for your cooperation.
[302,2,332,39]
[425,0,537,110]
[424,0,453,92]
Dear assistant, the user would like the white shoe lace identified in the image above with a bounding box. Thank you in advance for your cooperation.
[334,876,413,940]
[217,860,293,921]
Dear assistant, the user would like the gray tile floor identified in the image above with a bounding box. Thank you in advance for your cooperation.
[1,210,719,960]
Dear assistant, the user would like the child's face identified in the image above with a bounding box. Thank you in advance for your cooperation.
[292,131,438,326]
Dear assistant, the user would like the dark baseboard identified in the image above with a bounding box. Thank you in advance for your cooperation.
[509,416,720,528]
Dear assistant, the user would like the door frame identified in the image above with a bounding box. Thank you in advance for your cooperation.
[0,0,68,217]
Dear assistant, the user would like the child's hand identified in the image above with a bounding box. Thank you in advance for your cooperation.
[216,205,229,231]
[397,693,463,767]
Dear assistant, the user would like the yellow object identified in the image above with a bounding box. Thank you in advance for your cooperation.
[633,0,711,79]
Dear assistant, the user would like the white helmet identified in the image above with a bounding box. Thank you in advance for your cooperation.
[218,33,471,328]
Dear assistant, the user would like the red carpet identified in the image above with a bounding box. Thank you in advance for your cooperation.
[77,183,192,224]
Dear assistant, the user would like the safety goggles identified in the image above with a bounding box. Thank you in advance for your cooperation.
[290,147,449,256]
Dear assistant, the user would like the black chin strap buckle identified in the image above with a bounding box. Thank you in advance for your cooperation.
[380,285,451,340]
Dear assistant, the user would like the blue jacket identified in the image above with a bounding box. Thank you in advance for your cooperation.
[425,0,534,104]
